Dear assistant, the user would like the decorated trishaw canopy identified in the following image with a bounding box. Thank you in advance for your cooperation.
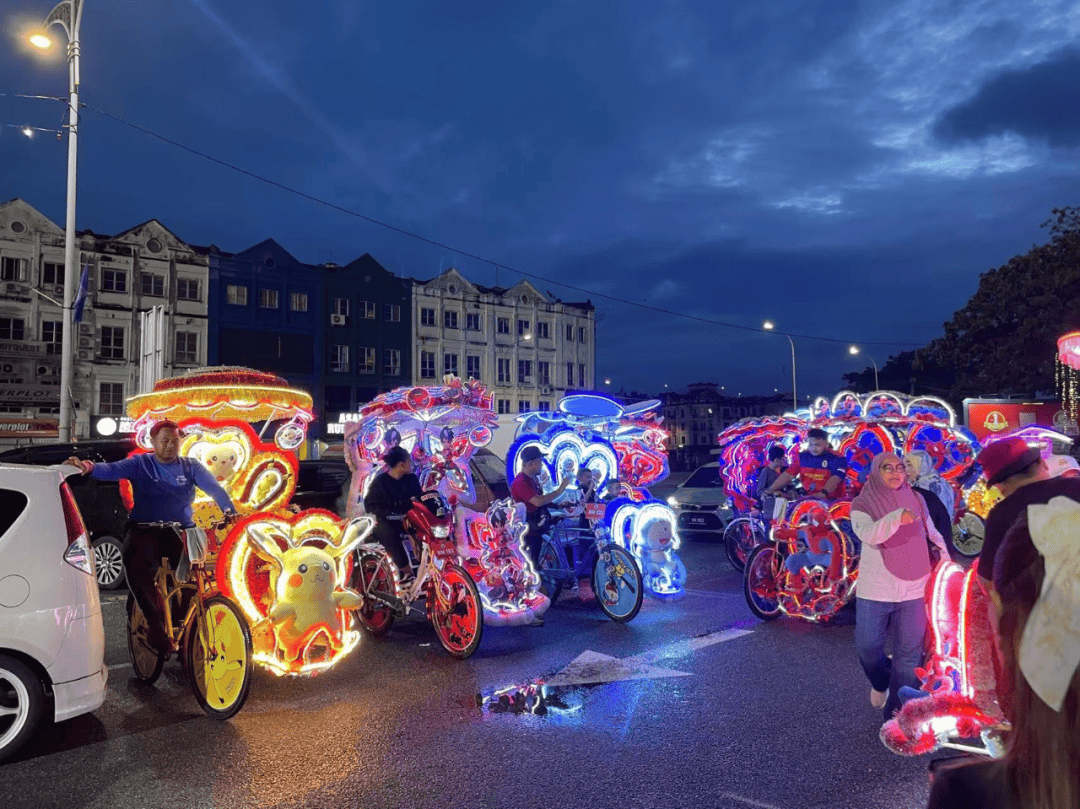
[1057,331,1080,371]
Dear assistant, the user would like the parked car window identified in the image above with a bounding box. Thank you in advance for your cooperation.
[684,465,723,487]
[0,488,29,537]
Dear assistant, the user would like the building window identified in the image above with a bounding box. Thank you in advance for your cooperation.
[497,357,510,384]
[177,278,200,301]
[420,350,436,379]
[290,292,308,312]
[566,323,574,341]
[43,262,63,287]
[384,348,401,376]
[421,307,436,327]
[497,317,510,334]
[539,401,551,412]
[43,321,61,354]
[443,310,458,329]
[359,347,375,374]
[384,304,401,322]
[579,327,588,342]
[497,399,511,415]
[331,344,349,373]
[537,361,551,386]
[517,319,529,336]
[466,313,481,331]
[175,331,198,364]
[101,326,125,360]
[566,362,574,388]
[226,284,248,305]
[101,268,127,293]
[518,400,531,413]
[579,363,586,387]
[334,297,349,317]
[99,382,125,416]
[0,318,24,341]
[537,321,550,339]
[259,288,279,309]
[140,273,164,297]
[466,355,481,379]
[444,353,458,376]
[0,257,28,282]
[518,359,532,383]
[359,300,375,319]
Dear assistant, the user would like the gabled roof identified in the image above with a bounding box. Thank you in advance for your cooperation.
[110,218,193,252]
[0,198,63,237]
[231,238,305,269]
[418,267,479,295]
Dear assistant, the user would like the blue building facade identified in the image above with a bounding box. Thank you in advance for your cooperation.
[207,239,324,430]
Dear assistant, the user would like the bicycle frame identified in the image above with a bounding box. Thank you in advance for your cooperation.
[543,521,602,584]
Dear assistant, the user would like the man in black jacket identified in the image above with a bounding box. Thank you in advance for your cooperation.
[364,446,424,582]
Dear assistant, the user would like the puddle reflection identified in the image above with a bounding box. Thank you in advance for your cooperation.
[476,681,586,716]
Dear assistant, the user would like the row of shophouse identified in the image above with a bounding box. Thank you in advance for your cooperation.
[0,198,596,445]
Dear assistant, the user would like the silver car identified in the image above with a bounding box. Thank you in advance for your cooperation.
[667,462,734,535]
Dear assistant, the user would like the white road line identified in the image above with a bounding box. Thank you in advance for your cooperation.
[624,626,753,665]
[107,662,132,671]
[718,793,786,809]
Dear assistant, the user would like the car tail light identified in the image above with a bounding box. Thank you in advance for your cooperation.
[60,481,95,576]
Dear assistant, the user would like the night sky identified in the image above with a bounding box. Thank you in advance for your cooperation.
[3,1,1079,399]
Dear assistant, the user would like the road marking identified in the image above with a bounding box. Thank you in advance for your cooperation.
[718,793,786,809]
[107,663,132,671]
[543,627,752,688]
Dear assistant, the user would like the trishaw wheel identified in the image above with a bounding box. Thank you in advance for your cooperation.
[593,544,643,623]
[950,512,985,559]
[353,551,397,636]
[724,517,764,572]
[431,563,483,659]
[185,596,253,720]
[743,544,783,621]
[536,539,565,603]
[126,592,165,684]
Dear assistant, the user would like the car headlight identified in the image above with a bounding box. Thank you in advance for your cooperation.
[666,495,679,507]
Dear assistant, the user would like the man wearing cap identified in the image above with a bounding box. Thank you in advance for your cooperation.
[976,435,1080,588]
[510,445,570,564]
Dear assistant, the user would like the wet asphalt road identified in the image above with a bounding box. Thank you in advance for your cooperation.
[2,507,940,808]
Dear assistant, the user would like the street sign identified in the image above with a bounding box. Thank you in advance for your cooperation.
[0,384,60,404]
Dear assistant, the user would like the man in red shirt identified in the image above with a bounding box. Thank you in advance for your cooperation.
[763,427,847,501]
[511,445,569,564]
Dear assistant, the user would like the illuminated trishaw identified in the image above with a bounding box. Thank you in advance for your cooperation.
[508,393,685,604]
[722,391,984,623]
[125,367,374,679]
[343,377,547,654]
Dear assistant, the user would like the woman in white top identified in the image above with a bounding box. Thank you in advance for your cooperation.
[851,452,949,719]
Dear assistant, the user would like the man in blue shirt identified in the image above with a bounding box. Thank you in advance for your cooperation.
[66,420,236,655]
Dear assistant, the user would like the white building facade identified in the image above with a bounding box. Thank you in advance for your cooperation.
[411,269,596,414]
[0,199,209,443]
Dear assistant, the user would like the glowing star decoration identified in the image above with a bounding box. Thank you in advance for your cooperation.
[510,393,687,599]
[217,510,372,676]
[880,559,1006,757]
[342,376,496,516]
[456,499,549,626]
[607,499,686,598]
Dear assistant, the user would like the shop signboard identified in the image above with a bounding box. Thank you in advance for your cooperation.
[0,417,59,438]
[963,398,1078,441]
[0,384,61,405]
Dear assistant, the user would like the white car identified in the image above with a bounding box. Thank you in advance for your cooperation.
[667,462,734,535]
[0,463,107,762]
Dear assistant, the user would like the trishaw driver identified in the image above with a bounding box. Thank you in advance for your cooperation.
[65,419,237,655]
[510,445,570,564]
[762,427,847,501]
[364,446,424,586]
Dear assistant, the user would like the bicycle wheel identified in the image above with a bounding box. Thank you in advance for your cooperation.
[430,563,483,659]
[593,544,643,623]
[536,539,565,604]
[950,511,985,559]
[724,517,765,572]
[743,544,783,621]
[184,595,253,720]
[353,550,397,636]
[126,592,165,684]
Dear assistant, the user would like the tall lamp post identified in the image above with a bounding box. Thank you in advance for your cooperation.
[763,321,797,412]
[29,0,84,442]
[849,345,879,391]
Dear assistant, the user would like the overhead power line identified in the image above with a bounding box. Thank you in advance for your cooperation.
[67,101,921,349]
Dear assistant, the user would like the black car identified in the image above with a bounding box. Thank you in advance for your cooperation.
[0,439,137,589]
[294,459,352,515]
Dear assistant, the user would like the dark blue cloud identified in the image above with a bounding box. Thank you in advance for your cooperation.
[934,49,1080,147]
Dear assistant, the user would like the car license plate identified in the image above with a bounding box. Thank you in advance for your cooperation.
[687,515,708,526]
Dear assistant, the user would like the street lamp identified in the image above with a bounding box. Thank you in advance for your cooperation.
[849,345,879,391]
[763,320,797,412]
[28,0,83,442]
[603,378,611,386]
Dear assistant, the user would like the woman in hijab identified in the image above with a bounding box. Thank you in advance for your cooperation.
[851,452,950,719]
[904,450,955,522]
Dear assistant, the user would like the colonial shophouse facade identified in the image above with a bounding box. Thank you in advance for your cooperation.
[411,268,596,414]
[0,199,208,444]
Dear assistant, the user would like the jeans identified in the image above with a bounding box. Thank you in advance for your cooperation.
[855,597,927,719]
[372,519,411,573]
[123,523,184,652]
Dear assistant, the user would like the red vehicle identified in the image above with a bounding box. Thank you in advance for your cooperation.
[351,492,483,658]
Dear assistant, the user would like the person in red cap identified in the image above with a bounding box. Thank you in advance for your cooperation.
[976,436,1080,589]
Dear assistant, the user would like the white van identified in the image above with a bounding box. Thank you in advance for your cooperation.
[0,463,107,762]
